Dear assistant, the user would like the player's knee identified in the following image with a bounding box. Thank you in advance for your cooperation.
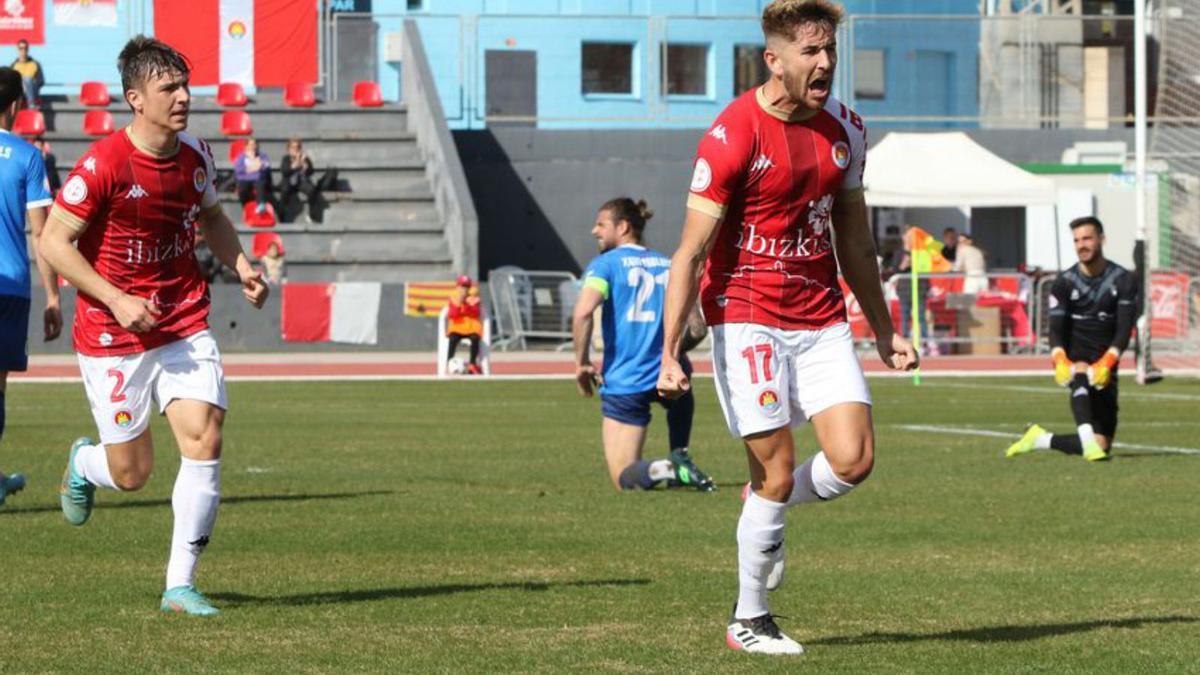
[827,442,874,485]
[180,426,223,461]
[758,473,794,503]
[110,460,152,491]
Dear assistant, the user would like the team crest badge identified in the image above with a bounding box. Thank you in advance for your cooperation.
[193,167,207,192]
[690,159,712,192]
[114,410,134,430]
[758,389,781,413]
[832,141,851,170]
[63,175,88,205]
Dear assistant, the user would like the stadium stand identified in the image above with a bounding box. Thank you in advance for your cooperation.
[242,201,278,228]
[13,109,45,137]
[252,231,285,259]
[352,81,383,108]
[217,82,248,107]
[284,83,316,108]
[79,81,110,107]
[220,110,254,136]
[227,138,248,163]
[81,110,114,136]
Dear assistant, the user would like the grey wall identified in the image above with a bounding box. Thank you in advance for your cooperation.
[457,127,1139,276]
[25,285,439,355]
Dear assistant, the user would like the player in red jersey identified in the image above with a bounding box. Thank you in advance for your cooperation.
[40,36,268,616]
[657,0,917,655]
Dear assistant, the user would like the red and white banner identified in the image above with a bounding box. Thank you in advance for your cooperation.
[282,282,381,344]
[0,0,43,45]
[153,0,317,87]
[53,0,117,27]
[1150,272,1190,340]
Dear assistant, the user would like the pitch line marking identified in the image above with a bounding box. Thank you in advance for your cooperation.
[932,382,1200,402]
[896,424,1200,456]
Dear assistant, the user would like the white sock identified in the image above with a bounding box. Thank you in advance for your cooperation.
[787,452,855,507]
[648,459,674,482]
[734,492,787,620]
[1077,424,1097,447]
[73,443,120,491]
[165,458,221,590]
[1034,432,1053,450]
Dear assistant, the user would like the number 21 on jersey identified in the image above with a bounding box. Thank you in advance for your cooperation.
[626,267,669,323]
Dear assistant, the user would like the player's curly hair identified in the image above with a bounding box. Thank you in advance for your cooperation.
[601,197,654,242]
[762,0,844,41]
[118,35,191,97]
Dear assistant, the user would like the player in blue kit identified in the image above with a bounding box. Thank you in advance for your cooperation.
[572,197,714,492]
[0,67,60,507]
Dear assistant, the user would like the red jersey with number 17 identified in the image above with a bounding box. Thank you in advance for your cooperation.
[49,128,222,356]
[687,87,867,330]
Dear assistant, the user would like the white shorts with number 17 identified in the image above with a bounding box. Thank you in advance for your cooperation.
[77,330,228,445]
[711,322,871,438]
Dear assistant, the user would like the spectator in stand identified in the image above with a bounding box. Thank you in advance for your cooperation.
[262,241,285,285]
[955,232,988,294]
[446,275,483,375]
[11,40,43,107]
[33,138,59,194]
[942,227,959,264]
[234,138,273,215]
[280,137,325,224]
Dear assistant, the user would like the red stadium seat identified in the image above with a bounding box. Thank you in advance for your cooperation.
[227,138,248,163]
[220,110,253,136]
[252,232,285,258]
[216,82,248,107]
[242,201,277,228]
[13,109,44,137]
[82,110,115,136]
[352,81,383,108]
[284,82,316,108]
[79,81,111,107]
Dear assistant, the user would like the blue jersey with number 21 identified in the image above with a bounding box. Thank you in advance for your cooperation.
[582,244,671,395]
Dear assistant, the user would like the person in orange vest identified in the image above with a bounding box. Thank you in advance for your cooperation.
[446,275,483,375]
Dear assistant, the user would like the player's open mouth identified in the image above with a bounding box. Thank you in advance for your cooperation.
[809,78,830,94]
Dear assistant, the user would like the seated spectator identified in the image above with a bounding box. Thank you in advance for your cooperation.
[262,241,285,285]
[11,40,43,107]
[234,138,273,215]
[33,138,59,194]
[280,137,330,224]
[446,275,483,375]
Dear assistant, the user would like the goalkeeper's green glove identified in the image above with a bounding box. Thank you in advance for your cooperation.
[1051,347,1072,387]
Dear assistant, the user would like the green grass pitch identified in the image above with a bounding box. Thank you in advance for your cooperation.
[1,376,1197,673]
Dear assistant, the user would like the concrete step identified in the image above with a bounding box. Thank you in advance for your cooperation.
[45,136,422,167]
[240,231,450,262]
[237,220,445,235]
[219,198,439,226]
[276,261,456,283]
[42,104,407,137]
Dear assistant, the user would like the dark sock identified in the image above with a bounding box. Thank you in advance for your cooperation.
[1050,434,1083,455]
[618,461,659,491]
[1069,373,1094,427]
[665,389,694,451]
[0,390,5,442]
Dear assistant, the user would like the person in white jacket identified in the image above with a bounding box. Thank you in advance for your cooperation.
[955,233,988,294]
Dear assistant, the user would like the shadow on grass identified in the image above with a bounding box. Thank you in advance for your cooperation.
[209,578,651,607]
[810,615,1198,645]
[0,490,394,516]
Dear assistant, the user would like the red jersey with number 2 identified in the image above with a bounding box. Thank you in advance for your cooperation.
[687,87,867,330]
[49,128,221,356]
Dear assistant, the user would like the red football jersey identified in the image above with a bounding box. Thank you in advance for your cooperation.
[687,87,867,330]
[50,128,221,356]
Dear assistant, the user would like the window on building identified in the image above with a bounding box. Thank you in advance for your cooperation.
[407,0,422,9]
[734,45,769,94]
[663,43,709,96]
[855,49,886,100]
[582,42,634,95]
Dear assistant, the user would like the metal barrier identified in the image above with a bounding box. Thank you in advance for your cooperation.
[487,268,578,351]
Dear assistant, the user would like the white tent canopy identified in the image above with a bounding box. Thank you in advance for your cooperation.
[863,132,1057,208]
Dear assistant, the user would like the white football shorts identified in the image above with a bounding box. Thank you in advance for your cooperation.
[77,329,228,444]
[710,321,871,438]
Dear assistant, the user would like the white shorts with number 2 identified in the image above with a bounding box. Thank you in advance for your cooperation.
[77,330,228,445]
[710,322,871,438]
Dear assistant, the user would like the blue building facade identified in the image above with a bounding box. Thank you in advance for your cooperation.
[24,0,979,129]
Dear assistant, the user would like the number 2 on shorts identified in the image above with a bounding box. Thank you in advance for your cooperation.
[106,368,127,403]
[740,343,774,385]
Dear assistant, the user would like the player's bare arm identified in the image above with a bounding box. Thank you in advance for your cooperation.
[571,286,605,397]
[832,195,917,371]
[197,207,268,309]
[658,208,721,399]
[40,212,161,333]
[28,205,61,341]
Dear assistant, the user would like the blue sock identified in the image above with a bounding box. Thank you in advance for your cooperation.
[0,391,6,443]
[618,461,658,491]
[665,389,694,451]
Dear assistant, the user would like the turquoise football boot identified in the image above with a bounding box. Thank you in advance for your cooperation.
[0,472,26,507]
[161,585,220,617]
[60,437,96,526]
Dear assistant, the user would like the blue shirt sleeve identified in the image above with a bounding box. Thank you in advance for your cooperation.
[24,146,51,208]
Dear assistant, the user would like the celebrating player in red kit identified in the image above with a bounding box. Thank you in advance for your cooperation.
[657,0,917,655]
[40,36,268,616]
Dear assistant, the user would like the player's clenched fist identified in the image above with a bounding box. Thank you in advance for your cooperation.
[880,333,919,371]
[1088,349,1119,389]
[657,355,690,399]
[110,293,161,333]
[575,363,601,398]
[238,264,269,309]
[1051,347,1073,386]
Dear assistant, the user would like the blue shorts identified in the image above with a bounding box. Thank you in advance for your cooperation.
[0,294,30,372]
[600,356,691,427]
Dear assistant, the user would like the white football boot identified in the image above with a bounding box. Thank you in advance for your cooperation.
[726,610,804,655]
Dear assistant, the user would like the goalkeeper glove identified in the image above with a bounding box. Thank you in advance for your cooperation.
[1051,348,1073,387]
[1088,349,1119,389]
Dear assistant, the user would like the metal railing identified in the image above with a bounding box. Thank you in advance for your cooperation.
[488,268,578,351]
